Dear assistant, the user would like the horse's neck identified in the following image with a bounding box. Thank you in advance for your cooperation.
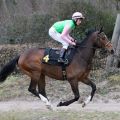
[77,38,96,64]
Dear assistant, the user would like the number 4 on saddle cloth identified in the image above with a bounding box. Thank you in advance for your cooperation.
[42,47,76,66]
[42,47,76,80]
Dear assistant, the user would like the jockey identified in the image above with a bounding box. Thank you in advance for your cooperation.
[49,12,85,63]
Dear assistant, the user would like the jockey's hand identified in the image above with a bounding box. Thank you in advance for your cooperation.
[71,41,76,46]
[71,39,76,42]
[74,40,77,43]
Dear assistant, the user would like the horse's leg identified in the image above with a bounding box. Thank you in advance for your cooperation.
[38,74,52,109]
[57,79,80,107]
[81,78,96,107]
[28,79,40,98]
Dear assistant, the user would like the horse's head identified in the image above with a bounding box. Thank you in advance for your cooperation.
[94,28,114,54]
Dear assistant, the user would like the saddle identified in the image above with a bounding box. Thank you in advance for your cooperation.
[42,47,76,80]
[42,47,76,66]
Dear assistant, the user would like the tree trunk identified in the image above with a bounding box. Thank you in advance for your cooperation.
[106,14,120,69]
[113,36,120,68]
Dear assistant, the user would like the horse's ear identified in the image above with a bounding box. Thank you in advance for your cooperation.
[99,26,103,33]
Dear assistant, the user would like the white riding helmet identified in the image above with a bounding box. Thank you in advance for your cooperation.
[72,12,85,20]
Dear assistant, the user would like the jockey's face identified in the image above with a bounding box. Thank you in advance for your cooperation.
[76,18,82,26]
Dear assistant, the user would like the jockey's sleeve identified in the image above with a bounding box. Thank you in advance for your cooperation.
[61,25,74,44]
[61,24,72,36]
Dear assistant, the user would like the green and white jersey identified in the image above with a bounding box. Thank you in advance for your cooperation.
[53,20,76,33]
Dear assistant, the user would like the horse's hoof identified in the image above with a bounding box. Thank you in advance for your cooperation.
[82,102,86,108]
[57,101,63,107]
[46,104,53,110]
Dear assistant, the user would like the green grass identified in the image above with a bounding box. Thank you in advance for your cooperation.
[0,110,120,120]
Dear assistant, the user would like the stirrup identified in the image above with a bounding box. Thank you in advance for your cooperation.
[58,58,65,63]
[64,59,68,64]
[58,58,68,64]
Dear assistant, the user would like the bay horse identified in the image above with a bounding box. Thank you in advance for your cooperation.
[0,28,114,109]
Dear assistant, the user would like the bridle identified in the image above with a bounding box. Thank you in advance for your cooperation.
[97,32,111,48]
[104,41,111,47]
[76,31,111,50]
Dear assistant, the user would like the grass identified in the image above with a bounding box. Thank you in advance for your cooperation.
[0,75,73,102]
[0,109,120,120]
[108,74,120,85]
[0,73,120,102]
[0,75,30,101]
[0,74,120,120]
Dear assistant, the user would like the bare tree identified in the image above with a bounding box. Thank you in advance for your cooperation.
[106,14,120,69]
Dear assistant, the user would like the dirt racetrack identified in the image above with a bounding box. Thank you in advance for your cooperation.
[0,100,120,112]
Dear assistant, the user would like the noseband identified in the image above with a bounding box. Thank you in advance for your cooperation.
[104,41,111,47]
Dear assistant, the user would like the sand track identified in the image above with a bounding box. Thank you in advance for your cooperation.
[0,100,120,112]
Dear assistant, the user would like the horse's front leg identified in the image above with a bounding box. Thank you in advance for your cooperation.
[57,79,80,107]
[81,78,96,107]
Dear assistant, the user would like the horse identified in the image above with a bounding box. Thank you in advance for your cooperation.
[0,28,114,109]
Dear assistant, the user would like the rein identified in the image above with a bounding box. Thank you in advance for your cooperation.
[75,31,111,50]
[76,45,97,49]
[76,40,111,50]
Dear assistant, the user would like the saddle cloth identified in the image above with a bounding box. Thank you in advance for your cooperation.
[42,47,76,66]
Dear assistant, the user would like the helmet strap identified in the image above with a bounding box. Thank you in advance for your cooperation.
[73,19,77,26]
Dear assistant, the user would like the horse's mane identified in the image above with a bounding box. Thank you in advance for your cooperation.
[76,28,97,47]
[85,28,96,37]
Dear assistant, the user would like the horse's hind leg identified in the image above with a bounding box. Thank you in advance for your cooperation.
[81,78,96,107]
[38,74,52,109]
[28,79,40,98]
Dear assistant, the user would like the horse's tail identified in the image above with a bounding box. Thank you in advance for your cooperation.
[0,56,20,82]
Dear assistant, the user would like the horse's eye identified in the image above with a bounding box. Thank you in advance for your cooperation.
[98,32,107,40]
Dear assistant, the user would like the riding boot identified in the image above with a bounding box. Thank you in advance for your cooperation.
[58,48,66,63]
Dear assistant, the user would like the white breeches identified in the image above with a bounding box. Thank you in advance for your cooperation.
[49,27,69,49]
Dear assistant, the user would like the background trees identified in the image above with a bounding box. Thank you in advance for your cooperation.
[0,0,119,44]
